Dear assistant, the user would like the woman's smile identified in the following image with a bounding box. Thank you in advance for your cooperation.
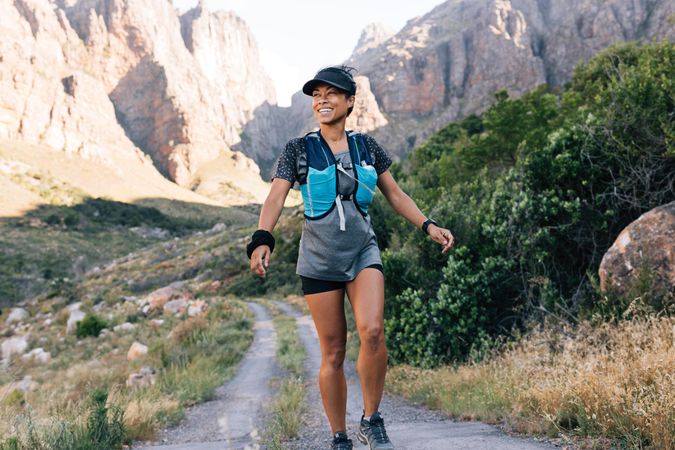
[312,84,353,124]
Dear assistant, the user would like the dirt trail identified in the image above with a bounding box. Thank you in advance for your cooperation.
[139,302,277,450]
[274,301,558,450]
[138,299,558,449]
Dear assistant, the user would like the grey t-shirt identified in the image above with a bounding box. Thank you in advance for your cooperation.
[272,135,393,281]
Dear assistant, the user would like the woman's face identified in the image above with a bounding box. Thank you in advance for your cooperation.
[311,83,355,126]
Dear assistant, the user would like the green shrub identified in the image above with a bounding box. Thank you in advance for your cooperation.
[378,41,675,366]
[75,313,108,339]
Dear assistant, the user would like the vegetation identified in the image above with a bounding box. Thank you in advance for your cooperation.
[0,388,126,450]
[265,302,306,449]
[0,197,247,307]
[247,41,674,448]
[75,313,108,339]
[372,41,674,367]
[386,316,675,449]
[223,207,303,298]
[0,214,256,444]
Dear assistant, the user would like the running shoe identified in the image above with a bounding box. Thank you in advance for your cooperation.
[356,411,394,449]
[332,431,353,450]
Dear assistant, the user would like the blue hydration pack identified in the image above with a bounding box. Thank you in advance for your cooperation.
[297,130,378,230]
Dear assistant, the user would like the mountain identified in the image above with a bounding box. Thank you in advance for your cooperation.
[239,0,674,174]
[0,0,276,216]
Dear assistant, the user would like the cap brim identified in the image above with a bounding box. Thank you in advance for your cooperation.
[302,77,352,96]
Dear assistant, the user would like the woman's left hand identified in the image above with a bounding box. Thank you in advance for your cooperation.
[428,225,454,254]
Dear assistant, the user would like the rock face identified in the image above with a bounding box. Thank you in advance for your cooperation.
[241,0,674,169]
[599,202,675,299]
[1,0,274,191]
[351,23,395,57]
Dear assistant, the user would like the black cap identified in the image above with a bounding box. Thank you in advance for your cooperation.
[302,66,357,96]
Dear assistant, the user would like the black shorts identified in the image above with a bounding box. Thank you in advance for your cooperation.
[300,264,384,295]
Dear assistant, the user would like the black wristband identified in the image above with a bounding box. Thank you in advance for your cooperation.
[246,230,275,259]
[421,218,437,235]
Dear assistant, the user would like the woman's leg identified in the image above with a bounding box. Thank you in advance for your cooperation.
[305,288,348,434]
[345,268,387,416]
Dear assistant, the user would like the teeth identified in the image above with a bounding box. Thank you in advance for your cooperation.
[319,108,332,113]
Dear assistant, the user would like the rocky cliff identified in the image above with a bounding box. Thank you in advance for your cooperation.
[0,0,274,205]
[240,0,674,173]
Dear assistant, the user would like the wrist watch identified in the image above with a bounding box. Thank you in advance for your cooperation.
[421,218,437,235]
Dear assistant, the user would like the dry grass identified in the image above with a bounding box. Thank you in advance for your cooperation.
[386,317,675,449]
[0,296,254,445]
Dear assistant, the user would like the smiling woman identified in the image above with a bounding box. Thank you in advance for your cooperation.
[246,65,455,450]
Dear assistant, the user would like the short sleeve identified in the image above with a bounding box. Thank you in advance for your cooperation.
[363,135,393,175]
[271,139,302,183]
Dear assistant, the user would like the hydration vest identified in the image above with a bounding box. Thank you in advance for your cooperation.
[297,130,378,230]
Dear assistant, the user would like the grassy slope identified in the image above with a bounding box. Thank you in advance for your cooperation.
[385,318,675,450]
[0,217,260,447]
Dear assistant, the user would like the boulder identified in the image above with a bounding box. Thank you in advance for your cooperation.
[66,308,86,334]
[1,335,30,364]
[141,285,191,313]
[164,298,188,315]
[207,222,226,234]
[5,308,29,324]
[21,347,51,365]
[149,319,165,329]
[113,322,136,333]
[126,366,157,388]
[127,341,148,361]
[187,300,207,317]
[599,202,675,299]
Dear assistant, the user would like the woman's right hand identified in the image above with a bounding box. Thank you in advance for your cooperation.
[250,245,271,278]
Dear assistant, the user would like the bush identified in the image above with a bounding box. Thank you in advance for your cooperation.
[378,41,675,365]
[75,314,108,339]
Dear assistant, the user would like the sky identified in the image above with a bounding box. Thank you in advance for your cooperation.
[172,0,445,106]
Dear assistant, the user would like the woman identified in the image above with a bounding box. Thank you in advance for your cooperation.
[247,66,454,450]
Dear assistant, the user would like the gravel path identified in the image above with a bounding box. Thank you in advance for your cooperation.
[138,302,278,450]
[274,300,558,450]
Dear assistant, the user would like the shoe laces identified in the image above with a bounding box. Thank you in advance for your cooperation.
[332,432,352,449]
[368,415,390,443]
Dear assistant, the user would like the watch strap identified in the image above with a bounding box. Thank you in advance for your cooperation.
[422,218,437,235]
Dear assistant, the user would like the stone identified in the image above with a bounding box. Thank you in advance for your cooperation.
[129,226,171,240]
[164,299,189,315]
[113,322,136,333]
[1,335,30,364]
[141,286,190,313]
[187,300,207,317]
[127,342,148,361]
[207,223,226,234]
[599,202,675,299]
[5,308,29,324]
[0,375,38,401]
[21,347,51,365]
[126,366,157,388]
[66,307,86,334]
[149,319,165,328]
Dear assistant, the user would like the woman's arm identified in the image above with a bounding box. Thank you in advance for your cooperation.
[250,178,292,277]
[377,170,454,253]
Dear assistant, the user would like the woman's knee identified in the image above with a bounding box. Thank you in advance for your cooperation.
[321,340,347,370]
[359,324,385,353]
